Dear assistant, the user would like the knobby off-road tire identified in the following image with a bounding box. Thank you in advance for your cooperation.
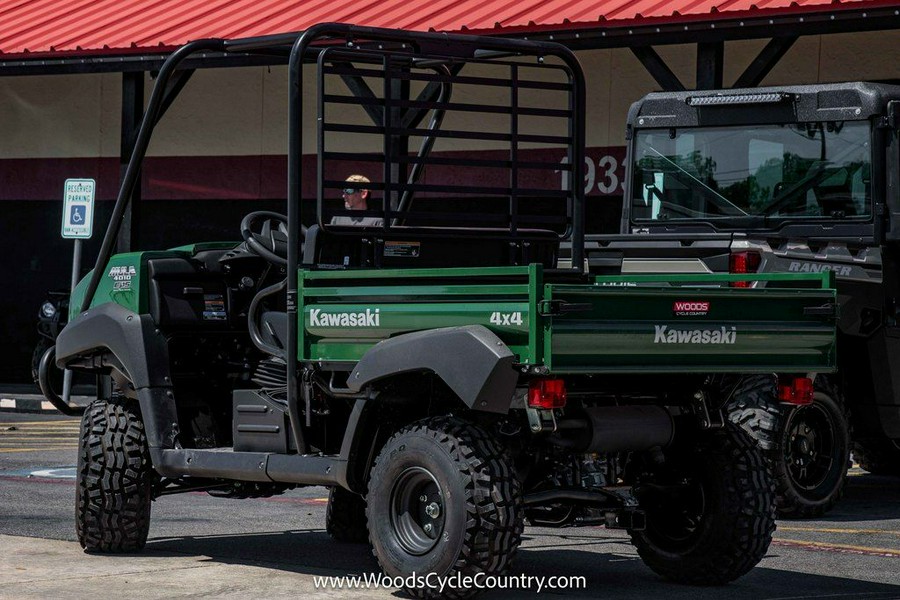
[726,375,850,518]
[726,375,781,452]
[853,437,900,476]
[326,486,369,543]
[630,423,776,585]
[76,399,155,552]
[775,378,850,518]
[367,416,523,600]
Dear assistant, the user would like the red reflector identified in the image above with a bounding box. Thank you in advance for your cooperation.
[528,378,567,409]
[778,377,814,405]
[729,251,762,288]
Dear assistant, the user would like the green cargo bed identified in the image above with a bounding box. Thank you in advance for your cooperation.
[298,266,837,375]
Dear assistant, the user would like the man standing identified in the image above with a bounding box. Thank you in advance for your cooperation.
[331,174,383,226]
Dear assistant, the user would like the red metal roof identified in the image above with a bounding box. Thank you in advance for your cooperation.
[0,0,894,59]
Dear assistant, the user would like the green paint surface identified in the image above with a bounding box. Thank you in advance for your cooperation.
[298,265,838,374]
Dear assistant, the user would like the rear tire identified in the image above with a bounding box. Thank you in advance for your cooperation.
[76,399,155,552]
[725,376,781,451]
[775,378,850,518]
[630,423,776,585]
[366,416,523,599]
[326,486,369,543]
[726,375,849,518]
[853,437,900,476]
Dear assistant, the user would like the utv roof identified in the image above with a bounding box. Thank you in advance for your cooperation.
[626,81,900,130]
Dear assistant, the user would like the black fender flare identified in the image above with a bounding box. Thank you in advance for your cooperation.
[346,325,519,414]
[56,302,169,388]
[54,302,177,449]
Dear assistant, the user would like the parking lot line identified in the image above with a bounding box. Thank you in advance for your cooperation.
[0,420,79,426]
[0,446,77,453]
[774,538,900,557]
[0,434,78,444]
[779,525,900,536]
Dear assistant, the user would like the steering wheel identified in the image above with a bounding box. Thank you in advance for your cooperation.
[240,211,306,265]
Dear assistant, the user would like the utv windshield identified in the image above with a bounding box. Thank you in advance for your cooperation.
[630,122,871,226]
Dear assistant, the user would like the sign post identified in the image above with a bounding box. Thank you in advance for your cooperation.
[60,179,95,405]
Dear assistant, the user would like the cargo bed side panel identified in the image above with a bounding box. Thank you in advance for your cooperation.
[544,284,836,374]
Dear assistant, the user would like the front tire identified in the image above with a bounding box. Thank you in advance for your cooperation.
[366,416,523,599]
[630,423,776,585]
[76,399,155,552]
[326,486,369,543]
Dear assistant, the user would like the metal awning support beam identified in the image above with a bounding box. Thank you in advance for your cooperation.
[696,41,723,90]
[334,61,384,126]
[733,36,798,88]
[401,80,441,129]
[402,63,464,130]
[556,7,900,51]
[115,68,191,254]
[116,71,144,254]
[631,46,685,92]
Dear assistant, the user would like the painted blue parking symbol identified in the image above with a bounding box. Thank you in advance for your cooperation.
[69,205,85,225]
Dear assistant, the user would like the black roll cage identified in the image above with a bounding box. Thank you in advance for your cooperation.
[80,23,586,454]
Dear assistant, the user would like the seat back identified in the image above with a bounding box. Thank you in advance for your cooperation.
[303,225,558,270]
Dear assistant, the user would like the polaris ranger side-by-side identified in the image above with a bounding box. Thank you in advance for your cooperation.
[585,82,900,518]
[44,25,837,597]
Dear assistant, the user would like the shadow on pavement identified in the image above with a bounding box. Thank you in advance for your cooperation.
[144,528,900,599]
[807,472,900,523]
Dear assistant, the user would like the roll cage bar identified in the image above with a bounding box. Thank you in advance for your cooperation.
[80,23,586,453]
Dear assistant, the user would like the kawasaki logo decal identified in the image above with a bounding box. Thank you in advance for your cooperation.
[654,325,736,345]
[309,308,380,327]
[108,265,137,291]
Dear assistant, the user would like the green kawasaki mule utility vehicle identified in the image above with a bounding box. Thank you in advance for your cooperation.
[45,25,837,597]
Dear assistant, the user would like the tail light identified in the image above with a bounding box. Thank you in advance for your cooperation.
[528,378,567,409]
[729,251,762,288]
[778,377,814,405]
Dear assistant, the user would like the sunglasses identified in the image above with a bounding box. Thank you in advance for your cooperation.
[342,188,359,195]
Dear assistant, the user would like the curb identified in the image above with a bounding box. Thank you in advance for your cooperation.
[0,394,91,414]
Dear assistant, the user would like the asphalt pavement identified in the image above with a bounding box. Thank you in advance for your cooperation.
[1,411,899,599]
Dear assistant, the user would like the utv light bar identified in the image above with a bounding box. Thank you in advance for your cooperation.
[686,92,792,107]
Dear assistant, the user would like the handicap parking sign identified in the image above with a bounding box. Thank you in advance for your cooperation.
[70,204,85,225]
[61,179,95,239]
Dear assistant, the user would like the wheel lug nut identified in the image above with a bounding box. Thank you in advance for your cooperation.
[425,502,441,519]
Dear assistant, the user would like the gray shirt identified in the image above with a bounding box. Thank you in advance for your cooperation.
[330,216,383,227]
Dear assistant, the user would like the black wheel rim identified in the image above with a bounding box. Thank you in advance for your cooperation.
[645,480,706,549]
[784,398,837,491]
[389,466,446,556]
